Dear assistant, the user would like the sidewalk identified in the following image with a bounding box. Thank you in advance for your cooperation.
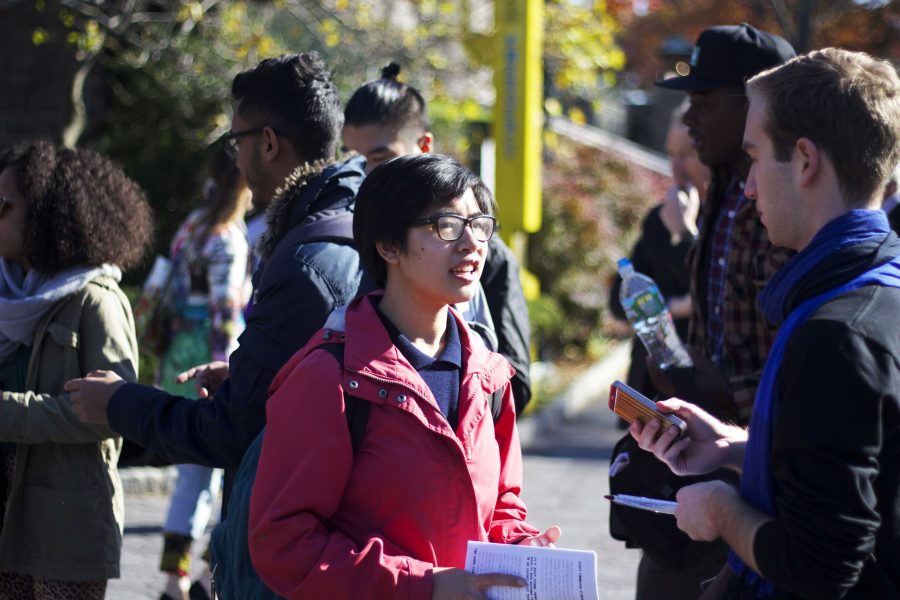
[517,341,631,449]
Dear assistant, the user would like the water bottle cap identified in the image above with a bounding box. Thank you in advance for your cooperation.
[617,257,632,269]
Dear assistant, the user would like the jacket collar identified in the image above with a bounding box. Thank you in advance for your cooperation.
[325,293,513,398]
[783,227,900,317]
[256,160,331,261]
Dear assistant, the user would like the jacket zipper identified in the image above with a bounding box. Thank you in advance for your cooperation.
[353,371,442,414]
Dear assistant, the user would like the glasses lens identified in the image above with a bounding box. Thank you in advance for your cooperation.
[471,216,494,241]
[435,216,464,241]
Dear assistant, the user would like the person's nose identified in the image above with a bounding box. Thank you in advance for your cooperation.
[682,105,697,128]
[456,221,482,253]
[744,166,758,201]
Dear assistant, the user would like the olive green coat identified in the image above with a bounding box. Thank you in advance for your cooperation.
[0,275,137,581]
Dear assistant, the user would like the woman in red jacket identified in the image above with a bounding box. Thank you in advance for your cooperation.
[248,154,559,599]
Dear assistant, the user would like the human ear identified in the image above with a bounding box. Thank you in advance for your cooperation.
[418,133,434,154]
[794,137,820,187]
[262,126,281,161]
[376,239,401,264]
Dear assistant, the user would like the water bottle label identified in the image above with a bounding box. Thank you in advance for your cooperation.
[623,289,666,322]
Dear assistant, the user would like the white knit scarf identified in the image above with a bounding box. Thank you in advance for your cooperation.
[0,258,122,361]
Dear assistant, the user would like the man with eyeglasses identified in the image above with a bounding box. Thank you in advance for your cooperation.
[67,53,366,529]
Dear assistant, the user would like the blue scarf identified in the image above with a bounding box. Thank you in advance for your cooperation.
[729,209,900,596]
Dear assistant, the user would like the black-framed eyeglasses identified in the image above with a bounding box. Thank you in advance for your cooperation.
[411,214,496,242]
[220,128,264,157]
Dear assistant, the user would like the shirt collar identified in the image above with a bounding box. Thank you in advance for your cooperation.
[375,303,462,370]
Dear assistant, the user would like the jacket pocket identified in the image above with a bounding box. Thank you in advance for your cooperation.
[21,481,103,563]
[47,323,79,349]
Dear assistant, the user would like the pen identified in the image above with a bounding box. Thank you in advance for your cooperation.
[604,494,678,515]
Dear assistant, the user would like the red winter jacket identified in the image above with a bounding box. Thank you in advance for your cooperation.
[248,293,540,599]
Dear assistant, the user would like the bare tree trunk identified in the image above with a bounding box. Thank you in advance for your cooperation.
[62,57,97,148]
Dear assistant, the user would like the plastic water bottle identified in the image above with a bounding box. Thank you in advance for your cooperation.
[617,257,692,369]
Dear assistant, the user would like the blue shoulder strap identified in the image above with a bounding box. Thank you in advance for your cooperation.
[249,211,355,309]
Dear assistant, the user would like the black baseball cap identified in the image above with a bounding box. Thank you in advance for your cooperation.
[656,23,796,91]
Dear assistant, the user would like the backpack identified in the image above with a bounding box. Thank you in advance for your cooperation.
[209,341,504,599]
[608,432,735,569]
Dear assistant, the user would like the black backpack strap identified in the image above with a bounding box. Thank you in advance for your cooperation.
[490,389,503,424]
[344,393,369,455]
[318,342,369,454]
[320,342,502,443]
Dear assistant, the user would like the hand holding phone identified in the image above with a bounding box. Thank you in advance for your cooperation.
[608,380,687,436]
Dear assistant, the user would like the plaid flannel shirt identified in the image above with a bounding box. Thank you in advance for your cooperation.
[687,170,794,425]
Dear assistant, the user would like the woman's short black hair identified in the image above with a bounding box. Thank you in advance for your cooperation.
[344,63,429,141]
[353,153,494,287]
[2,140,153,274]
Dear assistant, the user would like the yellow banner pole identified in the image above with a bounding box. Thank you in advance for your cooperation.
[493,0,543,298]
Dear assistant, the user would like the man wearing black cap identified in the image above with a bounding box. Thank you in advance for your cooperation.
[635,23,796,599]
[654,22,796,426]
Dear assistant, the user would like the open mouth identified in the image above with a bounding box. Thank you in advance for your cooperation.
[451,263,479,277]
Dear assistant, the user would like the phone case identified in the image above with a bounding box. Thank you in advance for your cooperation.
[608,380,687,435]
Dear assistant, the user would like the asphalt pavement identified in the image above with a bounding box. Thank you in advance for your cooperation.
[109,343,640,599]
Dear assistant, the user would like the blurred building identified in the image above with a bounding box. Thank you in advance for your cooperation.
[0,1,90,147]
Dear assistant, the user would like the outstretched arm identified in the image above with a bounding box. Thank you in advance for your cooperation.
[68,259,350,469]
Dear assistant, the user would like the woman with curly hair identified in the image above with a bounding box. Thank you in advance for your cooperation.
[0,139,152,599]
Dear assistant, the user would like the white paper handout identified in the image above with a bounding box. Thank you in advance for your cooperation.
[464,541,600,600]
[604,494,678,515]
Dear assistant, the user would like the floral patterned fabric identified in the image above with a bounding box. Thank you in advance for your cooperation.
[158,210,249,394]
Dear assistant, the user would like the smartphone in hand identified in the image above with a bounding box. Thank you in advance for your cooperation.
[608,380,687,436]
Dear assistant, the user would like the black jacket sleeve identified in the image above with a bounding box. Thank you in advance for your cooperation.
[482,237,532,413]
[107,250,357,470]
[753,316,895,599]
